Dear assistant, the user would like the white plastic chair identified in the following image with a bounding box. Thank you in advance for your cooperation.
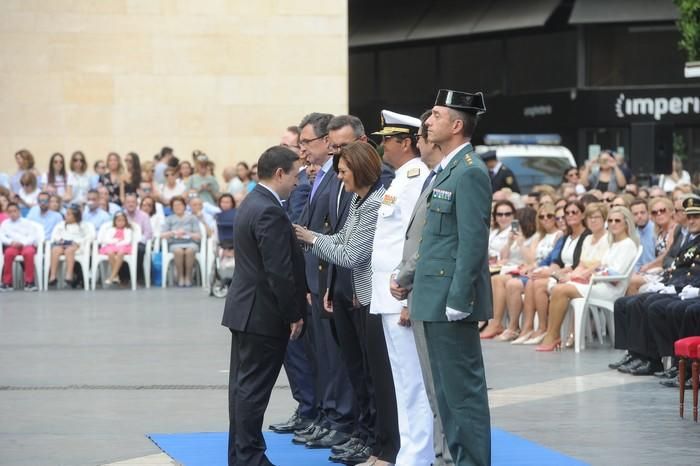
[0,220,45,291]
[161,221,207,288]
[91,223,142,290]
[564,245,644,353]
[44,222,95,291]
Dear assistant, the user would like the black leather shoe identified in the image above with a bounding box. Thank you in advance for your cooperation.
[330,444,372,464]
[654,366,678,379]
[617,358,644,373]
[294,421,319,436]
[270,410,313,434]
[608,352,634,369]
[331,437,360,454]
[292,425,326,445]
[306,429,350,449]
[660,376,693,389]
[628,360,663,376]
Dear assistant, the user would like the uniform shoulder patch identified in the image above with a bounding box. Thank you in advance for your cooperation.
[506,176,513,185]
[407,167,420,178]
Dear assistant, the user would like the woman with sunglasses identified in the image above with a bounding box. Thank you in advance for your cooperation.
[489,200,516,263]
[42,153,68,198]
[536,206,639,351]
[639,197,677,273]
[515,200,590,345]
[65,151,91,205]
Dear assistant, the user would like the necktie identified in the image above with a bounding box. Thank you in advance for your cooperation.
[421,170,437,194]
[309,169,325,201]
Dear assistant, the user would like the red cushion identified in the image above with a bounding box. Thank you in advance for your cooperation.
[689,344,700,359]
[674,336,700,357]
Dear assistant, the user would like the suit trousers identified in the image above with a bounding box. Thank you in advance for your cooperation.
[381,313,434,466]
[681,301,700,336]
[365,310,400,463]
[228,330,287,466]
[309,293,355,432]
[283,303,316,420]
[332,295,375,445]
[613,293,655,352]
[648,296,693,358]
[424,320,491,466]
[413,320,454,466]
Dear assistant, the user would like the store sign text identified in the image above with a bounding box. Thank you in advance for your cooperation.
[615,93,700,121]
[523,105,552,118]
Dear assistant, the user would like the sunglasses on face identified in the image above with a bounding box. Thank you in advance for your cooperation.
[555,216,565,222]
[608,218,624,224]
[651,208,667,216]
[565,210,580,216]
[538,213,555,220]
[495,211,513,217]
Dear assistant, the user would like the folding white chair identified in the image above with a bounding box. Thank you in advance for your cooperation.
[161,221,207,288]
[92,223,142,290]
[564,245,644,353]
[44,222,95,290]
[2,220,46,291]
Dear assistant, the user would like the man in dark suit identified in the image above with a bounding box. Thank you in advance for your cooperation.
[294,113,354,448]
[222,146,306,466]
[482,150,520,193]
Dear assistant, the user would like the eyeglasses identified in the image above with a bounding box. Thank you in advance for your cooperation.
[651,208,668,216]
[538,213,555,220]
[299,134,327,147]
[329,139,360,153]
[165,173,176,177]
[555,216,565,222]
[608,218,624,224]
[495,211,513,217]
[565,210,580,216]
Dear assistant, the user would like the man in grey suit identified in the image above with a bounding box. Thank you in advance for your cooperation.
[390,111,453,466]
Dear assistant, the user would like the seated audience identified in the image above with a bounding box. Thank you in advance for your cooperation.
[98,152,123,206]
[42,153,68,198]
[138,161,160,200]
[47,205,93,288]
[0,203,40,291]
[66,151,91,204]
[580,150,626,192]
[82,189,111,231]
[123,193,153,283]
[658,155,691,193]
[89,159,106,190]
[159,167,186,206]
[189,196,215,237]
[11,149,38,194]
[121,152,142,203]
[187,158,219,206]
[563,167,586,194]
[215,193,236,249]
[26,191,63,238]
[178,160,193,185]
[140,195,164,238]
[17,172,40,209]
[489,200,515,262]
[97,186,120,216]
[161,196,202,287]
[97,211,133,286]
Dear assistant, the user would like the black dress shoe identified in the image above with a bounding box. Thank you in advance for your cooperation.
[292,425,326,444]
[654,366,679,379]
[628,360,663,376]
[608,352,634,369]
[270,411,313,434]
[306,429,350,449]
[660,376,693,389]
[294,421,318,436]
[330,444,372,464]
[331,437,360,454]
[617,358,644,374]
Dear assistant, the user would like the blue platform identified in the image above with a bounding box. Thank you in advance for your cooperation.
[148,429,589,466]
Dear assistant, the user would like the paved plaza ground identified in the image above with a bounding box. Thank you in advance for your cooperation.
[1,289,699,466]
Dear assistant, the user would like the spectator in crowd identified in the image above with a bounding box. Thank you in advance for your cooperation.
[48,194,63,215]
[10,149,38,194]
[641,196,677,272]
[123,193,153,284]
[250,164,259,183]
[99,152,123,206]
[0,203,40,291]
[537,206,639,351]
[236,162,256,193]
[17,172,40,209]
[658,155,691,193]
[0,188,12,214]
[0,194,8,225]
[161,196,202,287]
[66,151,91,204]
[222,166,244,198]
[482,150,520,193]
[538,192,557,206]
[482,206,538,340]
[214,193,236,248]
[648,185,666,200]
[489,200,515,262]
[47,205,92,288]
[189,196,215,237]
[82,189,111,231]
[42,153,68,198]
[139,195,164,237]
[563,167,586,194]
[97,211,133,286]
[630,198,657,271]
[159,167,186,206]
[624,183,639,197]
[580,150,626,192]
[187,158,220,206]
[522,192,540,211]
[281,125,302,156]
[154,146,174,185]
[611,193,634,208]
[27,191,62,238]
[97,186,120,216]
[615,152,634,185]
[121,152,142,203]
[306,163,321,184]
[89,159,106,190]
[178,160,193,185]
[138,161,160,200]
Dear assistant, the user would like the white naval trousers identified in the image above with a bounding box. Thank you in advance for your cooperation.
[381,313,435,466]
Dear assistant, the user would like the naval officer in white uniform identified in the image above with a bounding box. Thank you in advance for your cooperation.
[370,110,434,466]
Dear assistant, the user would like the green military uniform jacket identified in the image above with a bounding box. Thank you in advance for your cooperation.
[411,142,493,322]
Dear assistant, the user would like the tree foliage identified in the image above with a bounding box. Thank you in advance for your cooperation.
[675,0,700,61]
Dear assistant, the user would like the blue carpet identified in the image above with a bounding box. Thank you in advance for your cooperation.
[148,429,588,466]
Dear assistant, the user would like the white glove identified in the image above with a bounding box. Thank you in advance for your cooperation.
[445,306,469,322]
[679,285,700,301]
[640,281,665,293]
[659,285,677,295]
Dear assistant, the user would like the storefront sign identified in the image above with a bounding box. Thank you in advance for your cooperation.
[615,93,700,121]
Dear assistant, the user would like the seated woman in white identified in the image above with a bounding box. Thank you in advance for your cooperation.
[48,206,93,288]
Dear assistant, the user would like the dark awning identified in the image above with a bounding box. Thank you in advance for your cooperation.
[569,0,679,24]
[349,0,562,47]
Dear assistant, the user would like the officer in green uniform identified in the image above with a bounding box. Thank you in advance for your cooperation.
[411,89,492,466]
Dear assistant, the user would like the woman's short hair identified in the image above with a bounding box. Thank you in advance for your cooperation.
[338,141,382,189]
[67,204,82,223]
[140,195,157,216]
[20,171,37,189]
[218,193,236,210]
[491,200,516,229]
[170,195,187,210]
[16,149,35,169]
[584,202,608,223]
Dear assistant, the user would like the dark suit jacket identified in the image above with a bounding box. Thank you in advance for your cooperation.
[326,175,354,302]
[491,164,520,193]
[287,169,310,224]
[222,185,304,338]
[298,161,335,295]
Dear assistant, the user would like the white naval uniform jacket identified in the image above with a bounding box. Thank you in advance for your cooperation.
[370,157,428,315]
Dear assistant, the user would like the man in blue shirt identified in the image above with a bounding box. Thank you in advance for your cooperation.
[26,191,62,238]
[82,189,111,231]
[631,199,656,271]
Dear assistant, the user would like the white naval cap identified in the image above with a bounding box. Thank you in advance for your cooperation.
[371,109,421,136]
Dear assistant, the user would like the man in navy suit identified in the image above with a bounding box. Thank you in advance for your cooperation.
[222,145,306,466]
[293,113,354,449]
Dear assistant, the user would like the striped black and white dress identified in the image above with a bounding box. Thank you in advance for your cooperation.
[312,183,385,306]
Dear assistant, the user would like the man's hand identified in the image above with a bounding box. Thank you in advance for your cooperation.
[290,318,304,340]
[398,307,411,327]
[323,289,333,313]
[11,241,23,249]
[306,292,312,305]
[680,285,700,301]
[390,278,408,300]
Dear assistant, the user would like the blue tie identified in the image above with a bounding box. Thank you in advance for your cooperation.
[309,169,326,201]
[421,170,436,194]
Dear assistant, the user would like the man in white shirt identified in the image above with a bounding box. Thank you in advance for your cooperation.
[1,203,40,291]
